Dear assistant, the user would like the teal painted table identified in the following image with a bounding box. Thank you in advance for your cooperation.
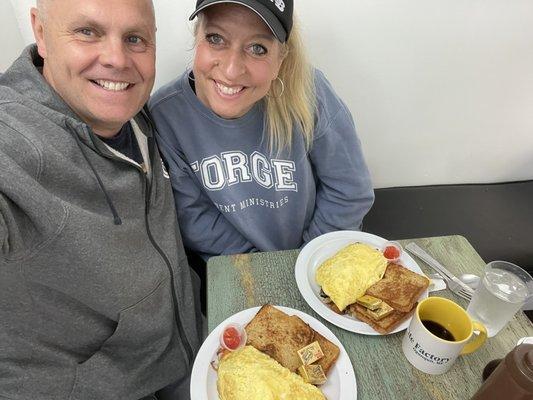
[207,235,533,399]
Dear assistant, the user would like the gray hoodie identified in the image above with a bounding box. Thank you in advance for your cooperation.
[0,46,201,400]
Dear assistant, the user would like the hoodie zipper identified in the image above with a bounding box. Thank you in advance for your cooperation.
[73,122,194,365]
[141,152,194,366]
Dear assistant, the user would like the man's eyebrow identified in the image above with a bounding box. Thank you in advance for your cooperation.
[67,15,154,36]
[67,15,105,30]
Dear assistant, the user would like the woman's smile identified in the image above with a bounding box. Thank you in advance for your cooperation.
[214,80,245,97]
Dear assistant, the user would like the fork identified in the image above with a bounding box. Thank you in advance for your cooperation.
[428,273,475,301]
[406,243,473,301]
[446,280,473,301]
[427,274,472,301]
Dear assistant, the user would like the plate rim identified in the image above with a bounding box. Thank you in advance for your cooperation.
[190,305,357,400]
[294,230,428,335]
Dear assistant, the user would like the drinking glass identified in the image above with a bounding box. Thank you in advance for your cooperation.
[467,261,533,337]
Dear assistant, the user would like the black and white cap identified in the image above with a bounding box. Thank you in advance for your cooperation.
[189,0,294,43]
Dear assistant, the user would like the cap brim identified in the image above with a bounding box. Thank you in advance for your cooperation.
[189,0,287,42]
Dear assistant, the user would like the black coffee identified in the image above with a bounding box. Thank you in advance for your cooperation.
[421,320,456,341]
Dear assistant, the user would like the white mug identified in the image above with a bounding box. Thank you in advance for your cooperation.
[402,297,487,375]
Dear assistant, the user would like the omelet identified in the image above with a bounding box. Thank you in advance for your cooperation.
[316,243,388,311]
[217,345,325,400]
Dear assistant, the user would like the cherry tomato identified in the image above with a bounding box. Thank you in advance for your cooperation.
[383,245,400,260]
[223,327,241,350]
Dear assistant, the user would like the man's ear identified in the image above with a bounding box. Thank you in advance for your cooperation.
[30,7,47,59]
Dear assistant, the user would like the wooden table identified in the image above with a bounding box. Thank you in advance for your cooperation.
[207,235,533,399]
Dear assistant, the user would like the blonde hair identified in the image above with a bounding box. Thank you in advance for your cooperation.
[193,14,316,153]
[265,18,316,153]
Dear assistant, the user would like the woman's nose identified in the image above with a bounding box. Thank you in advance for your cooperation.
[217,49,246,79]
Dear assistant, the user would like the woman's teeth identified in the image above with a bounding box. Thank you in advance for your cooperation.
[216,82,244,95]
[95,80,131,91]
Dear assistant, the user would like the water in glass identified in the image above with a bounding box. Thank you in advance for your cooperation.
[467,268,529,337]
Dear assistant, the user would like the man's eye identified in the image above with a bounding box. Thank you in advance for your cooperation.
[78,28,93,36]
[127,36,142,45]
[205,33,223,45]
[250,44,267,56]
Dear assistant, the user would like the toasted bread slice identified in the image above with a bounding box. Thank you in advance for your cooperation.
[349,302,417,334]
[310,330,340,376]
[245,305,314,372]
[365,263,429,312]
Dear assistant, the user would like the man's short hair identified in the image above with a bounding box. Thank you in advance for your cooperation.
[35,0,48,21]
[36,0,155,22]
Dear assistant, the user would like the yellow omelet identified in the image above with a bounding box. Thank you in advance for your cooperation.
[217,346,326,400]
[316,242,388,311]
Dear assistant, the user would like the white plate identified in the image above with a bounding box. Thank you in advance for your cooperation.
[190,306,357,400]
[295,231,428,335]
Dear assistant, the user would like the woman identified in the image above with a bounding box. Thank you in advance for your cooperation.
[150,0,374,259]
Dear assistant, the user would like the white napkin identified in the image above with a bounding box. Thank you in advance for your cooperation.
[428,278,447,293]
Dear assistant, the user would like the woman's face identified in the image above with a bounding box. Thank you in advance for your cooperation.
[193,3,284,119]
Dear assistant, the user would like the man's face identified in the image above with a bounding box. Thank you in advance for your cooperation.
[31,0,156,137]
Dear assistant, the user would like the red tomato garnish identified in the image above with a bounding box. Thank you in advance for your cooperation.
[383,245,400,260]
[223,327,241,350]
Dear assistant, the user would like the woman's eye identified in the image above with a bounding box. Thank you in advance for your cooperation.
[250,44,267,56]
[205,33,223,45]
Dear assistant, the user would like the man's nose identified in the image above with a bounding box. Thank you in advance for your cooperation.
[99,38,129,69]
[218,49,246,79]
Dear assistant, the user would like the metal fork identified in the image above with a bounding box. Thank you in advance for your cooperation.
[446,280,473,301]
[406,243,473,301]
[427,273,473,301]
[427,273,472,301]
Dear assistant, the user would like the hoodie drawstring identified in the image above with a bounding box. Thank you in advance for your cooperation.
[67,121,122,225]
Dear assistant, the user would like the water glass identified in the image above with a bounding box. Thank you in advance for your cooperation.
[467,261,533,337]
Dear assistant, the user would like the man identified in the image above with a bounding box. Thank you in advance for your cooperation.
[0,1,201,399]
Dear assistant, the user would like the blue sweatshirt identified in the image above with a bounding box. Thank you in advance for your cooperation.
[149,69,374,258]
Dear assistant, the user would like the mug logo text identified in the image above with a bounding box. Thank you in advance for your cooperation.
[408,331,451,365]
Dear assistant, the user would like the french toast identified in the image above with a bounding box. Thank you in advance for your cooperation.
[365,263,429,312]
[245,304,339,374]
[349,302,417,334]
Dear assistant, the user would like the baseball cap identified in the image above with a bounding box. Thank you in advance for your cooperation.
[189,0,293,43]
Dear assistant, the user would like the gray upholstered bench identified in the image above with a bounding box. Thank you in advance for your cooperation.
[363,180,533,273]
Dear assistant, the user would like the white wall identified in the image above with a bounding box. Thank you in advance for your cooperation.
[0,1,24,72]
[8,0,533,188]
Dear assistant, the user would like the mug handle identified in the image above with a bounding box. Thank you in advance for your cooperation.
[460,321,488,355]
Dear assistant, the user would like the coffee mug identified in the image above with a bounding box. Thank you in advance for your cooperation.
[402,297,487,375]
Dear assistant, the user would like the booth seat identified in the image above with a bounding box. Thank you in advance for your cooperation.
[363,180,533,273]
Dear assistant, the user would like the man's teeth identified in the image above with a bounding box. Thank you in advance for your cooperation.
[216,82,243,95]
[95,80,130,91]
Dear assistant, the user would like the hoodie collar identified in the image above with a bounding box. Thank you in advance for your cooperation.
[1,44,83,124]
